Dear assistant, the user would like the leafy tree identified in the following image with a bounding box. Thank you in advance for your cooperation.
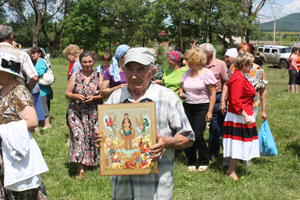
[282,33,288,39]
[101,0,163,47]
[42,0,75,57]
[243,0,266,43]
[164,0,185,47]
[63,0,167,53]
[135,0,167,47]
[0,1,6,24]
[9,14,35,47]
[198,0,222,44]
[7,0,62,47]
[219,0,244,47]
[250,21,266,41]
[63,0,105,51]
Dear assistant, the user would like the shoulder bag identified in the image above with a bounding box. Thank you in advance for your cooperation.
[38,58,55,86]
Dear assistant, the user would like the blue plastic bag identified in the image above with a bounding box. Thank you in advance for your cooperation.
[258,120,278,156]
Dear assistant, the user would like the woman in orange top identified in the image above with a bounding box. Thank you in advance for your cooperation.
[296,51,300,85]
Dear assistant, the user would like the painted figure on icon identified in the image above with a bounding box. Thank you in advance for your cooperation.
[120,113,135,150]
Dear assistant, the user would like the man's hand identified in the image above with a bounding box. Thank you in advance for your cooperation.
[149,134,168,162]
[94,130,103,148]
[219,101,227,115]
[261,111,267,121]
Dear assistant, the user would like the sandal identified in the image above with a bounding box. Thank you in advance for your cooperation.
[42,125,51,130]
[198,165,208,172]
[188,166,196,171]
[75,171,84,179]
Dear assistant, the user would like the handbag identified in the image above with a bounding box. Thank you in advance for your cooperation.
[38,59,55,86]
[258,120,278,156]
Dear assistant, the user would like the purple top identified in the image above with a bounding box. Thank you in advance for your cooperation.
[103,67,127,88]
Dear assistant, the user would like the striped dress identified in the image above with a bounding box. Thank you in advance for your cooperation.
[222,70,260,161]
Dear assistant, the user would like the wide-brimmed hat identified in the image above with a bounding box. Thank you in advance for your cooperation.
[0,51,24,80]
[124,47,155,66]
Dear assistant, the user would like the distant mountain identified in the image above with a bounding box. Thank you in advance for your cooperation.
[260,13,300,32]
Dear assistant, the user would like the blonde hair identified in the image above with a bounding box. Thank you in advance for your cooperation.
[235,52,254,70]
[12,41,21,49]
[184,47,207,66]
[63,44,80,58]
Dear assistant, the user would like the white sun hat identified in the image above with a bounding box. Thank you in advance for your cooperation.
[0,51,24,80]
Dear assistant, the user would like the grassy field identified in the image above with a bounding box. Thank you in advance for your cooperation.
[35,58,300,199]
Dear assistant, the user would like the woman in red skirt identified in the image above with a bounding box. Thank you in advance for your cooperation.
[222,52,260,181]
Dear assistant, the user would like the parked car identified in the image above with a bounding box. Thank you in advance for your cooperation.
[257,45,291,68]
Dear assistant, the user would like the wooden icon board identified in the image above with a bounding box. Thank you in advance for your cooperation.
[98,102,158,176]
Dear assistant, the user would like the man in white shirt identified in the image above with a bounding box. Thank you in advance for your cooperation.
[0,25,38,90]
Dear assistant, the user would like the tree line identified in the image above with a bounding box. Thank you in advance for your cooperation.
[1,0,267,58]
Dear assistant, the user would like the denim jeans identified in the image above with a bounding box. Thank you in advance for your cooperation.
[208,92,225,157]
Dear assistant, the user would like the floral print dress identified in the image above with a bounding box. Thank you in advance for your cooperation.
[0,84,48,200]
[68,71,101,166]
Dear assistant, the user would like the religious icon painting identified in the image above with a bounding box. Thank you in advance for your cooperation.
[98,102,158,176]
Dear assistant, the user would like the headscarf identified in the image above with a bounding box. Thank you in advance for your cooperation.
[225,48,238,59]
[110,44,131,82]
[168,51,183,63]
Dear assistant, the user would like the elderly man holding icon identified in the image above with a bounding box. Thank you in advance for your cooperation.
[95,47,194,200]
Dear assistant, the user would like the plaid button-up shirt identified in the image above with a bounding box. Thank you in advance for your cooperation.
[205,57,227,93]
[106,82,194,200]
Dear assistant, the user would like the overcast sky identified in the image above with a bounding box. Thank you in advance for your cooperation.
[257,0,300,22]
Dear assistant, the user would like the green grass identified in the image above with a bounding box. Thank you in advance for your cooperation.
[36,58,300,199]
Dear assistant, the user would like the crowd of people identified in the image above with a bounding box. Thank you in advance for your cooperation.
[61,38,269,198]
[3,22,295,199]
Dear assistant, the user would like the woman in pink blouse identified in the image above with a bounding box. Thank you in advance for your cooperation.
[178,47,217,172]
